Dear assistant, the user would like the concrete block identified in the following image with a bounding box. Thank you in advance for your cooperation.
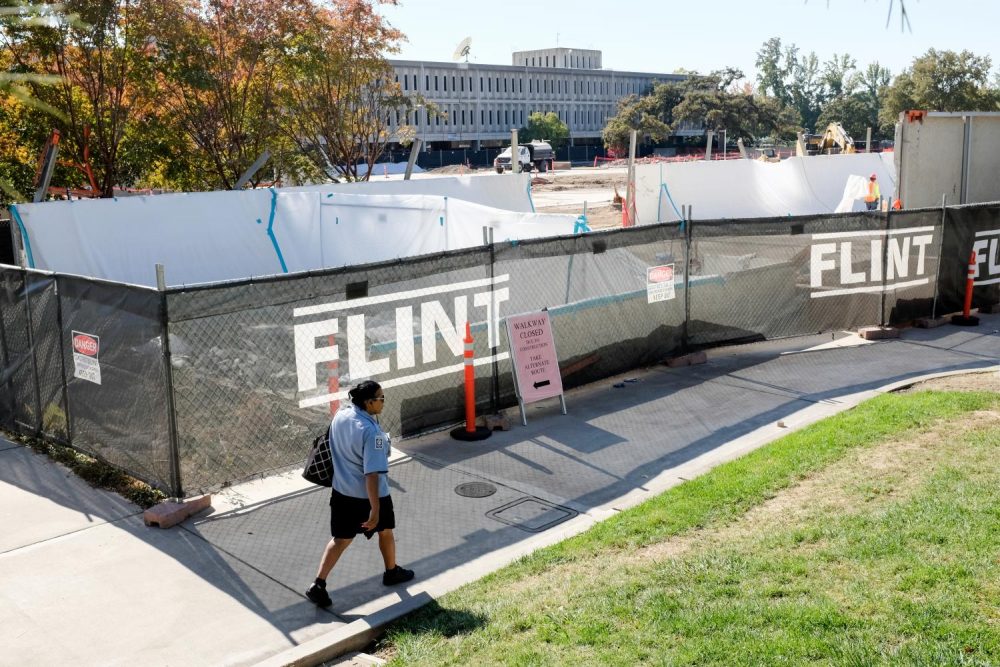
[665,351,708,368]
[143,494,212,529]
[979,302,1000,315]
[914,316,950,329]
[481,413,512,431]
[551,161,572,170]
[858,326,900,340]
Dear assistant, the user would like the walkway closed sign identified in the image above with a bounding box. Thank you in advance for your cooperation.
[505,311,567,424]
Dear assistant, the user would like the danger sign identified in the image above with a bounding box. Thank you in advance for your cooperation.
[73,333,99,357]
[646,264,676,303]
[71,330,101,385]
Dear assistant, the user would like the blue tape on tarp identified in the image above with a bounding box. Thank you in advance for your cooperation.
[264,189,288,273]
[9,204,35,267]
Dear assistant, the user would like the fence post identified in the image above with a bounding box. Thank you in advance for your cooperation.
[485,227,500,413]
[53,276,72,444]
[0,273,12,422]
[683,205,692,353]
[21,271,43,435]
[880,211,891,327]
[156,264,184,498]
[930,194,947,320]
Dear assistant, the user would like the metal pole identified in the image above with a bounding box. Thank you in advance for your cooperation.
[52,276,72,444]
[511,129,520,174]
[156,264,183,498]
[683,205,692,353]
[0,270,13,422]
[865,127,872,153]
[404,137,422,180]
[704,131,714,161]
[33,131,59,203]
[960,115,972,204]
[233,149,271,190]
[21,271,43,434]
[486,227,500,414]
[931,194,947,319]
[880,212,891,327]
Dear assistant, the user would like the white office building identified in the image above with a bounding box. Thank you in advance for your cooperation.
[387,48,688,151]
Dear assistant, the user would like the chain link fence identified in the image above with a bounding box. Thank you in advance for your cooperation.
[2,202,997,496]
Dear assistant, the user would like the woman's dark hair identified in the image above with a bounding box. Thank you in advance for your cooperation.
[348,380,382,408]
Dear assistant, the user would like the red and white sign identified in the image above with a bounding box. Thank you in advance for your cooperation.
[71,330,101,385]
[505,311,563,405]
[73,333,99,357]
[646,264,676,303]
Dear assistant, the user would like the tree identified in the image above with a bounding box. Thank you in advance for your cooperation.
[671,70,798,144]
[276,0,408,182]
[788,51,823,132]
[602,76,701,152]
[519,111,567,148]
[4,0,160,197]
[601,92,671,152]
[147,0,308,190]
[821,53,858,99]
[879,49,999,128]
[815,94,874,141]
[755,37,793,107]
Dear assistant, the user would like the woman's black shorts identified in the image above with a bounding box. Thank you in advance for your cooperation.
[330,488,395,539]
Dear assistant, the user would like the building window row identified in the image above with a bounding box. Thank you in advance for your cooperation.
[396,70,649,99]
[386,104,614,132]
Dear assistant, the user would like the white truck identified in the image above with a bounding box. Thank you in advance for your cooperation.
[494,140,554,173]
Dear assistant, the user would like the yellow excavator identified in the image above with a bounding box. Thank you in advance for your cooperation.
[797,123,856,156]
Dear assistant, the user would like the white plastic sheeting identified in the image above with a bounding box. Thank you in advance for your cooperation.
[11,180,570,288]
[637,152,897,223]
[283,172,534,212]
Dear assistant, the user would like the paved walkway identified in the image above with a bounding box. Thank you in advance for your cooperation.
[1,316,997,667]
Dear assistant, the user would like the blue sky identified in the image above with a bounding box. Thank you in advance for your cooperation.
[380,0,997,83]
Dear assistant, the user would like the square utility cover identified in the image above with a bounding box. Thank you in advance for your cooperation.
[487,497,577,533]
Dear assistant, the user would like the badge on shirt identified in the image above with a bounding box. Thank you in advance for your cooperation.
[375,437,384,450]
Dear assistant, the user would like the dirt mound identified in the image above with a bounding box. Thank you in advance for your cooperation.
[426,164,476,175]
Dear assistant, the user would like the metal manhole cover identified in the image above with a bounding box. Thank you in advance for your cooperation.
[455,481,497,498]
[487,497,577,533]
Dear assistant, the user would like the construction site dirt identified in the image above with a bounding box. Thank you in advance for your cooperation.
[422,165,627,229]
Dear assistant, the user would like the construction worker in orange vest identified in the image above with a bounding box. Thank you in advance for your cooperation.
[865,173,881,211]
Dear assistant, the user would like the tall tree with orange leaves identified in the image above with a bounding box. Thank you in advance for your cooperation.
[3,0,159,197]
[146,0,313,190]
[277,0,412,181]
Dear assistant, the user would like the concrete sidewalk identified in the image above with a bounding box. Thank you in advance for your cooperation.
[1,316,997,667]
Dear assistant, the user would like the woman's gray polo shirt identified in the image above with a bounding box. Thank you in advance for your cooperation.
[329,404,391,499]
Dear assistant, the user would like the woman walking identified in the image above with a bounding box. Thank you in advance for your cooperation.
[306,380,414,608]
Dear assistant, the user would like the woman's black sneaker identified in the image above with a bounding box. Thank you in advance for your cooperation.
[305,583,332,608]
[382,565,415,586]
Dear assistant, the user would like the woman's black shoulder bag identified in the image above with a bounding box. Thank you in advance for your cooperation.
[302,430,333,487]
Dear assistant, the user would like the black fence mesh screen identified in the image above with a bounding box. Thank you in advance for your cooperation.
[3,203,998,496]
[687,213,885,347]
[56,275,175,491]
[493,224,687,394]
[165,249,493,494]
[0,266,38,432]
[882,208,946,325]
[940,204,1000,315]
[26,272,66,442]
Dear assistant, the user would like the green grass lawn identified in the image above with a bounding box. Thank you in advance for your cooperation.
[380,389,1000,666]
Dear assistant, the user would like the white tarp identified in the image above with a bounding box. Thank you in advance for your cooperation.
[11,183,570,288]
[637,153,897,223]
[283,172,535,212]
